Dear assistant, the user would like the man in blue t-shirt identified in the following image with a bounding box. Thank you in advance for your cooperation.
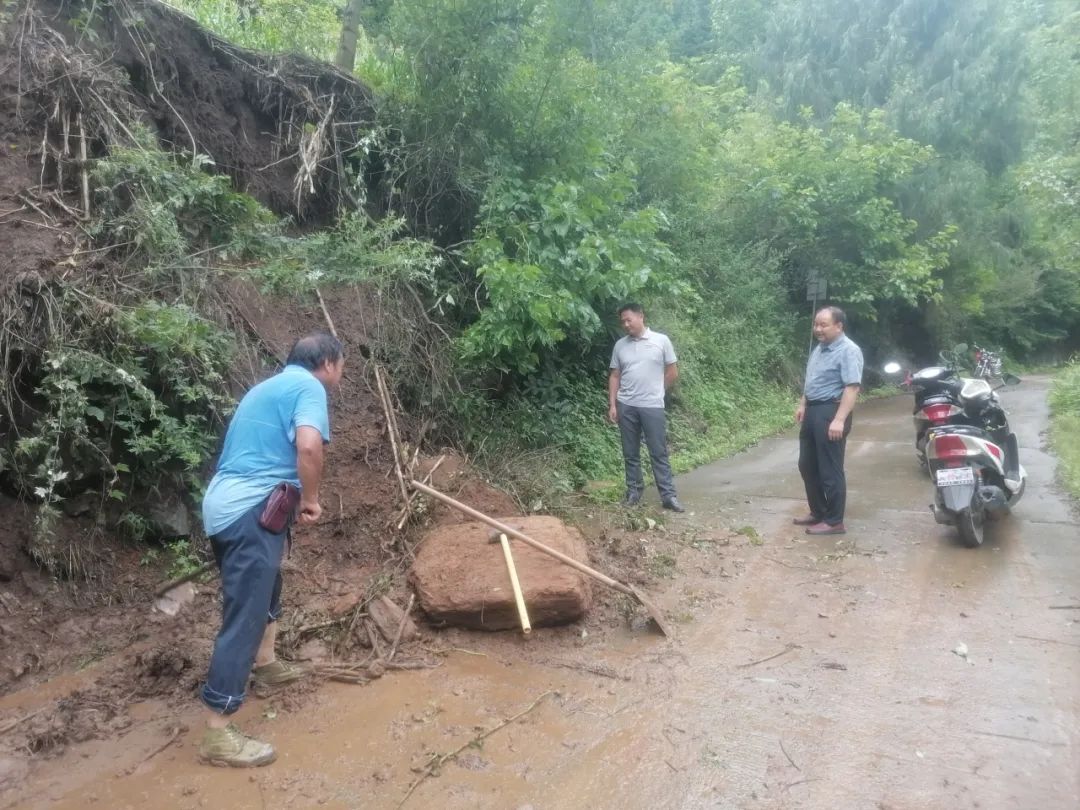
[197,332,344,767]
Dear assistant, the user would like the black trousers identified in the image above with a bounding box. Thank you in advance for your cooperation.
[798,402,852,525]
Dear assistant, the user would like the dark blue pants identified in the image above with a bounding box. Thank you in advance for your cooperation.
[798,402,852,525]
[617,402,677,501]
[200,499,286,715]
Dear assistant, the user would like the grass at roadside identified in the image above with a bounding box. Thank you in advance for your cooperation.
[462,375,797,511]
[1049,363,1080,499]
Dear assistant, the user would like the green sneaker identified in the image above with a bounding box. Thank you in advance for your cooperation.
[198,724,276,767]
[251,659,310,690]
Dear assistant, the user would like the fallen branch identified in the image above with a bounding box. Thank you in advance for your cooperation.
[121,724,185,775]
[1048,605,1080,610]
[550,659,630,681]
[398,691,553,808]
[315,287,338,338]
[779,738,800,771]
[1015,635,1080,649]
[0,705,50,736]
[970,730,1066,747]
[383,660,438,671]
[736,643,801,669]
[366,619,385,660]
[387,594,416,663]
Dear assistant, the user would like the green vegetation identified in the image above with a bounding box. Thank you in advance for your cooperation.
[1050,364,1080,499]
[6,0,1079,571]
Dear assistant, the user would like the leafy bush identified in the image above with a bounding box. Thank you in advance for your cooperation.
[11,298,234,573]
[253,212,441,293]
[1050,362,1080,498]
[459,163,679,375]
[89,136,278,271]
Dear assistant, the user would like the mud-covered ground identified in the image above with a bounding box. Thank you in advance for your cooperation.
[2,376,1076,809]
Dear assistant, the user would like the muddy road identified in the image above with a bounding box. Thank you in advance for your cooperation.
[5,378,1078,809]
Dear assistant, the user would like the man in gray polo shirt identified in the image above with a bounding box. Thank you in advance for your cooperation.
[794,306,863,535]
[608,303,684,512]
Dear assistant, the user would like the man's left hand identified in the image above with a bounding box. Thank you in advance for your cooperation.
[828,418,846,441]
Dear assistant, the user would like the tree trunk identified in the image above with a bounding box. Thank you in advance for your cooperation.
[335,0,365,73]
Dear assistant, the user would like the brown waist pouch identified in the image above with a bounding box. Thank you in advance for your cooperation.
[258,482,301,533]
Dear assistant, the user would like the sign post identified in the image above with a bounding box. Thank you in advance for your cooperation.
[806,271,828,355]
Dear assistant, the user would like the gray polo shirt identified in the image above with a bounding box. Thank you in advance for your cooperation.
[803,333,863,402]
[610,328,677,409]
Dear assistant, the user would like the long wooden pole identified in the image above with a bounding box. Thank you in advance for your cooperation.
[410,480,628,591]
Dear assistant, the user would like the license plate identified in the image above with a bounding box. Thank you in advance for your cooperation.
[936,467,975,486]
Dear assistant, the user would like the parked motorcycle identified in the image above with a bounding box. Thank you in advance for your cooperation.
[973,344,1003,380]
[924,374,1025,547]
[885,346,969,470]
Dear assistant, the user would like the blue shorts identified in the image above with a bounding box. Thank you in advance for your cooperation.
[199,497,288,715]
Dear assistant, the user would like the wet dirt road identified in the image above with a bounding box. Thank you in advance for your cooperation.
[9,378,1079,809]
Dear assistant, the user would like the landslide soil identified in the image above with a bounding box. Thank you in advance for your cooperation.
[0,2,685,792]
[5,382,1077,810]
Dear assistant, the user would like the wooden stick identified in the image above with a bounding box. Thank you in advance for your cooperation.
[0,705,49,736]
[498,533,531,635]
[315,288,338,337]
[780,738,801,771]
[121,725,183,775]
[77,114,90,219]
[736,643,800,669]
[398,691,552,808]
[375,365,410,506]
[386,594,415,662]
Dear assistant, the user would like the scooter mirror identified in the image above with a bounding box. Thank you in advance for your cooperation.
[1002,373,1021,386]
[883,362,902,375]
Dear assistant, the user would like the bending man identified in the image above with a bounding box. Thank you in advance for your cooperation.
[198,332,344,766]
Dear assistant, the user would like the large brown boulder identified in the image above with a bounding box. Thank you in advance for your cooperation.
[409,516,593,630]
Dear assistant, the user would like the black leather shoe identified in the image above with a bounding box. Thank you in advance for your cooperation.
[662,497,686,513]
[622,491,642,506]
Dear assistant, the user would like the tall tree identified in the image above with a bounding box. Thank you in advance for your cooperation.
[335,0,365,72]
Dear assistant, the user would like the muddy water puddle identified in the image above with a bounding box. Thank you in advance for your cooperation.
[7,382,1080,809]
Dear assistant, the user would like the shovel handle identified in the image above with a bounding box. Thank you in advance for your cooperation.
[153,561,216,599]
[409,480,633,596]
[499,534,532,635]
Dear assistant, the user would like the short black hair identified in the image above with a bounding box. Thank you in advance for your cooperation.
[286,332,344,370]
[618,302,644,316]
[818,306,847,330]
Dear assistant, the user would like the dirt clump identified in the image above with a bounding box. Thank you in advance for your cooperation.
[133,646,199,698]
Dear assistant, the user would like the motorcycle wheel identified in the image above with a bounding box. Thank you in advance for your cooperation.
[957,506,984,548]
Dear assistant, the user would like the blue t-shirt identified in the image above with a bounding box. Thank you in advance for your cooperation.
[202,365,330,536]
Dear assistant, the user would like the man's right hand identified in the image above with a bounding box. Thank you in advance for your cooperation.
[795,403,806,423]
[297,499,322,525]
[607,405,618,424]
